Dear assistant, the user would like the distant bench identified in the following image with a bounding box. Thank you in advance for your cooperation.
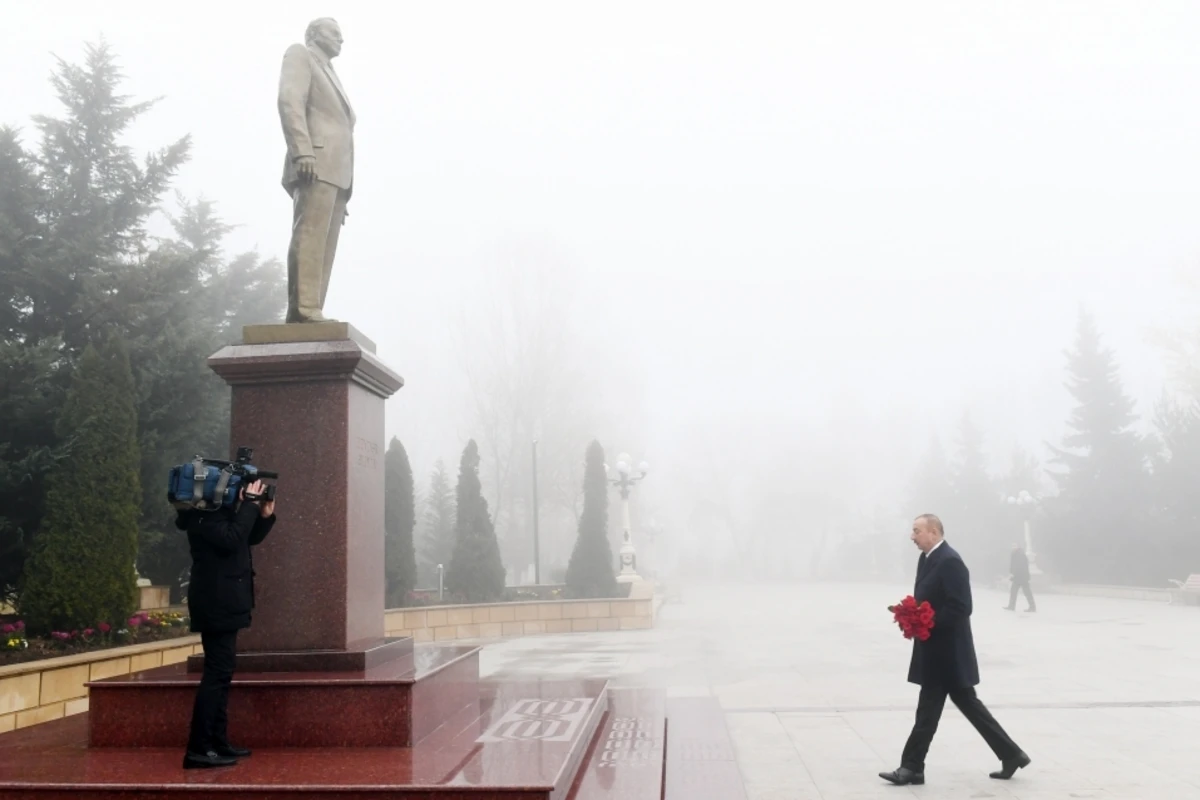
[1168,574,1200,605]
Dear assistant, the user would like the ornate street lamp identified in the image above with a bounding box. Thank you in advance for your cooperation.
[1006,490,1041,576]
[606,453,649,584]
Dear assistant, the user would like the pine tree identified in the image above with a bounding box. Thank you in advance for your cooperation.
[384,437,418,607]
[19,339,141,633]
[446,440,505,603]
[565,441,617,598]
[1046,310,1148,583]
[0,41,282,604]
[1,43,185,601]
[909,434,955,516]
[1001,445,1043,499]
[1147,394,1200,581]
[947,414,1005,577]
[418,460,455,587]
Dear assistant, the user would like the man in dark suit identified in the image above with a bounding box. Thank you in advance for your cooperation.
[1004,543,1036,612]
[179,479,275,769]
[879,514,1031,786]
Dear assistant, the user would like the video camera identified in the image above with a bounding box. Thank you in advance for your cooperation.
[167,446,278,512]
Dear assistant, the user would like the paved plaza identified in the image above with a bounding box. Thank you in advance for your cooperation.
[480,581,1200,799]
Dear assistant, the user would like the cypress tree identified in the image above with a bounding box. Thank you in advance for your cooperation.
[384,437,418,607]
[418,460,456,587]
[19,339,141,633]
[565,440,617,598]
[445,440,505,603]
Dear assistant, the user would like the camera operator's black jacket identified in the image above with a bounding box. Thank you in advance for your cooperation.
[178,502,275,633]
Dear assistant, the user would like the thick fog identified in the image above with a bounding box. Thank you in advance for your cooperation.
[7,1,1200,585]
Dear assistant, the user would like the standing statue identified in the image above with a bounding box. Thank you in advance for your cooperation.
[278,17,355,324]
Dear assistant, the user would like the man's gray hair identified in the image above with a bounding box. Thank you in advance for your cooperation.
[305,17,339,45]
[915,513,944,537]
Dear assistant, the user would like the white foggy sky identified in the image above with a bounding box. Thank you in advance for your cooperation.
[5,1,1200,497]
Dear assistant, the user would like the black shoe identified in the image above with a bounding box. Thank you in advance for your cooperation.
[1025,608,1036,613]
[215,744,251,758]
[183,750,238,769]
[990,751,1031,779]
[1003,606,1015,611]
[879,767,924,785]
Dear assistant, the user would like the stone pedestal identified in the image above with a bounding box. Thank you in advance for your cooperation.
[135,585,170,611]
[200,322,404,670]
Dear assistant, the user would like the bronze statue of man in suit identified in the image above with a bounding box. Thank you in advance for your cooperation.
[278,17,355,323]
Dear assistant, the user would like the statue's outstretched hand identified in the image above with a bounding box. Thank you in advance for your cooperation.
[295,155,317,183]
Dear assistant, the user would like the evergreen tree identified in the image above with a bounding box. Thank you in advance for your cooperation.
[418,460,455,587]
[0,44,286,601]
[947,414,1005,577]
[565,441,617,598]
[446,440,505,602]
[1147,394,1200,581]
[908,434,955,515]
[384,437,417,607]
[19,339,141,633]
[1045,310,1148,583]
[1000,445,1043,499]
[0,43,187,600]
[128,199,284,593]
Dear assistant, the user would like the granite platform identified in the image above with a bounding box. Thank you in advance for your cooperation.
[0,676,737,799]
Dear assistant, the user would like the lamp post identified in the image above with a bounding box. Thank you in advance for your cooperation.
[532,440,541,585]
[1006,490,1041,576]
[606,453,649,584]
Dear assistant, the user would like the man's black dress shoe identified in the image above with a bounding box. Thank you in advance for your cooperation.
[183,750,238,769]
[215,744,251,758]
[879,767,924,785]
[990,751,1032,779]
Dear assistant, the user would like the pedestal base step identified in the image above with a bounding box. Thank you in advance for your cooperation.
[88,643,479,748]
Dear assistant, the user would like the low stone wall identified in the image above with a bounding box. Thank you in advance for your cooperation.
[385,597,654,642]
[0,636,201,733]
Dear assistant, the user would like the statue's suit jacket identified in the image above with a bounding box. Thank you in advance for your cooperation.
[278,43,355,194]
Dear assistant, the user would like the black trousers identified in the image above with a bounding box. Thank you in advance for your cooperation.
[1007,580,1036,610]
[187,630,238,753]
[901,685,1021,772]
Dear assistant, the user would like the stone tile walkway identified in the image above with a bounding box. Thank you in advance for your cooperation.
[480,581,1200,799]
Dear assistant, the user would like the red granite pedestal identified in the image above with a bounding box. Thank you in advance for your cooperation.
[205,323,404,665]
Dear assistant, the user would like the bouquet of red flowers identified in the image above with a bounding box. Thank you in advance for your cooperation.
[888,595,935,641]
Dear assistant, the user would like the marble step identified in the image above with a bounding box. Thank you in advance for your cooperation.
[662,696,748,799]
[565,688,667,799]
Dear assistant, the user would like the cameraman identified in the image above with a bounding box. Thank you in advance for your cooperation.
[176,478,275,769]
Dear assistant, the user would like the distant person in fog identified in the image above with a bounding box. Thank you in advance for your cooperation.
[1004,543,1036,612]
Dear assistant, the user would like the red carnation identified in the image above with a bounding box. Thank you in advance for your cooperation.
[887,595,935,641]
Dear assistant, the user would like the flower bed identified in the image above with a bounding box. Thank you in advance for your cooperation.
[1,611,191,667]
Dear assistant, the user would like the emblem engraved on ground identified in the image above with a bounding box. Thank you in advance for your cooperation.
[598,717,656,767]
[475,698,594,743]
